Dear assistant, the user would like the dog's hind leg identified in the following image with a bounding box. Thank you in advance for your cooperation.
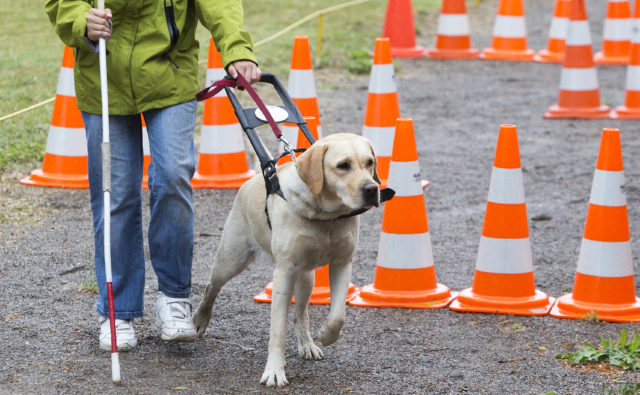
[293,270,323,360]
[193,229,255,337]
[319,262,352,346]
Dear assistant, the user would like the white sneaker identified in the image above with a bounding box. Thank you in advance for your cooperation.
[155,293,197,341]
[99,317,137,352]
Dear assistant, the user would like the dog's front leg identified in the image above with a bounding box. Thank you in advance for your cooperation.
[260,266,294,387]
[294,270,324,360]
[319,262,351,346]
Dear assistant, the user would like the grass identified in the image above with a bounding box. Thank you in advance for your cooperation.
[556,329,640,371]
[0,0,440,174]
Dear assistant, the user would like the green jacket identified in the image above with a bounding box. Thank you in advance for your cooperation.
[45,0,257,115]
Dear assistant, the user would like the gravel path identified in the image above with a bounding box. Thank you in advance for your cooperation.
[2,0,640,393]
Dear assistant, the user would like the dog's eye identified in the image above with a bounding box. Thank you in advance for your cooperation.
[337,161,351,171]
[366,159,374,167]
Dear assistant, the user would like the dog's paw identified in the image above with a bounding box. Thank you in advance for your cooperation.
[260,367,289,387]
[191,309,211,337]
[297,339,324,360]
[318,323,342,346]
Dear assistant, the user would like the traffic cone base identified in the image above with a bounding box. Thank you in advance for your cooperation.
[544,103,610,119]
[534,48,564,63]
[480,47,535,61]
[594,50,631,65]
[349,267,457,309]
[21,155,89,188]
[610,104,640,119]
[551,294,640,323]
[450,288,555,316]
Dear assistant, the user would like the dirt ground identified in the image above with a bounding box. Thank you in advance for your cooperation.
[2,0,640,393]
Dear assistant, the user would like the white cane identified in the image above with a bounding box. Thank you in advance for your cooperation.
[97,0,121,384]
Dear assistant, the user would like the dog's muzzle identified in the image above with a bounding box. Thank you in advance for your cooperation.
[362,182,380,207]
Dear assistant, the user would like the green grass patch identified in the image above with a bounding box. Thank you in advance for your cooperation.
[557,329,640,371]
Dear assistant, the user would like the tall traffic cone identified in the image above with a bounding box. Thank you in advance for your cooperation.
[382,0,426,58]
[534,0,572,63]
[425,0,479,59]
[594,0,632,65]
[349,119,456,309]
[21,46,88,188]
[449,125,554,316]
[277,116,319,166]
[191,38,255,189]
[543,0,610,119]
[551,129,640,322]
[480,0,535,61]
[141,115,151,190]
[288,36,323,137]
[610,1,640,119]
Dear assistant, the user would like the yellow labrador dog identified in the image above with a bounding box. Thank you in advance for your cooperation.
[193,133,381,387]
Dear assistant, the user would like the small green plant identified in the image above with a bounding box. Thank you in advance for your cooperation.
[602,383,640,395]
[78,273,99,294]
[582,311,601,323]
[344,49,373,75]
[557,329,640,371]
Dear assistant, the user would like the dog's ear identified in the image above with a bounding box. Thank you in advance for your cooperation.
[296,142,328,195]
[368,141,382,185]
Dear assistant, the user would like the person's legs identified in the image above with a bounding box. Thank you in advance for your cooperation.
[83,112,146,320]
[143,100,197,298]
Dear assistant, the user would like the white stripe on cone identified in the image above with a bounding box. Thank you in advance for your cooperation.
[566,21,593,46]
[559,68,599,91]
[45,126,88,157]
[437,14,471,36]
[368,64,397,94]
[362,126,395,157]
[625,66,640,90]
[549,17,569,39]
[206,69,228,97]
[387,161,422,197]
[603,19,632,41]
[577,239,633,277]
[376,232,434,270]
[288,69,317,99]
[493,16,527,38]
[487,168,525,204]
[475,236,533,274]
[56,67,75,97]
[142,126,149,157]
[632,18,640,42]
[200,124,245,154]
[590,170,626,206]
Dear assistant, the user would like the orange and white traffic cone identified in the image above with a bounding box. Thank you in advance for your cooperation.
[610,1,640,119]
[191,38,255,189]
[551,128,640,322]
[277,116,318,166]
[594,0,632,65]
[288,36,323,137]
[21,46,88,189]
[382,0,426,58]
[362,38,399,189]
[141,115,151,190]
[543,0,610,119]
[534,0,572,63]
[480,0,535,61]
[449,125,554,316]
[425,0,479,59]
[349,118,456,309]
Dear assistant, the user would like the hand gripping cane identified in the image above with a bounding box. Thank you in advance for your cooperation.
[97,0,121,383]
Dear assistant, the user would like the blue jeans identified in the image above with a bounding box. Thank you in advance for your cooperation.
[82,100,197,319]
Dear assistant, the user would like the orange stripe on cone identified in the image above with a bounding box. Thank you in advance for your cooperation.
[610,1,640,119]
[551,128,640,322]
[425,0,479,59]
[191,39,254,189]
[382,0,426,58]
[480,0,535,61]
[349,118,455,309]
[21,46,88,189]
[450,124,554,316]
[535,0,572,63]
[594,0,632,65]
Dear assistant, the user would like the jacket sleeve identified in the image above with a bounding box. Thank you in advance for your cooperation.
[195,0,258,69]
[45,0,94,52]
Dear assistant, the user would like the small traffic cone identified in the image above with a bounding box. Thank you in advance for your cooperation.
[191,38,255,189]
[594,0,632,65]
[141,115,151,190]
[349,118,456,309]
[425,0,479,59]
[382,0,426,58]
[551,128,640,322]
[610,1,640,119]
[288,36,323,137]
[534,0,572,63]
[449,125,554,316]
[277,116,318,166]
[543,0,610,119]
[480,0,535,61]
[21,46,88,189]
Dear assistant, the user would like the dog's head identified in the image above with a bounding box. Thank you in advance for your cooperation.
[295,133,381,212]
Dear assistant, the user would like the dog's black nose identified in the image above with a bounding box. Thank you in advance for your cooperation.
[363,183,379,207]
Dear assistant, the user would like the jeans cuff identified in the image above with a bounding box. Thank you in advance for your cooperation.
[96,306,143,320]
[158,286,191,299]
